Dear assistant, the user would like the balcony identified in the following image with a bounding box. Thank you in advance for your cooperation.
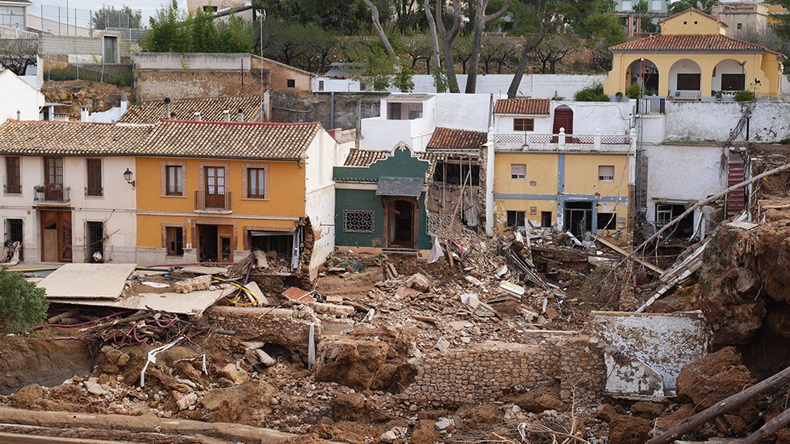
[494,130,633,153]
[195,190,231,213]
[34,185,71,205]
[4,184,21,194]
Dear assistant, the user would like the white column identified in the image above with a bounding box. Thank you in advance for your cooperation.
[485,127,495,236]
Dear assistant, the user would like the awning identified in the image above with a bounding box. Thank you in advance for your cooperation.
[376,177,424,197]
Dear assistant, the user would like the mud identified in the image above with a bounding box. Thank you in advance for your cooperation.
[0,338,92,395]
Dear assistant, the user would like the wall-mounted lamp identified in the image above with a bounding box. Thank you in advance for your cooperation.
[123,168,136,189]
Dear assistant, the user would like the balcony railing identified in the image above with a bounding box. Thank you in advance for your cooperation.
[4,183,21,194]
[85,186,103,197]
[494,131,633,152]
[34,185,71,204]
[195,190,231,212]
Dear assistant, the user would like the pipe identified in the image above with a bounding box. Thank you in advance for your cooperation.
[330,91,335,129]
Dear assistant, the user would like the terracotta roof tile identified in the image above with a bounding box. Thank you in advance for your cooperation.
[0,120,152,156]
[343,149,389,167]
[493,98,550,115]
[118,96,264,124]
[426,127,487,150]
[0,120,321,160]
[610,33,765,52]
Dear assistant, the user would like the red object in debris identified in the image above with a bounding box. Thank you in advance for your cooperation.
[282,287,316,303]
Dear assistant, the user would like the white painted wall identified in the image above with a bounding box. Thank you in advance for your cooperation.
[644,144,726,228]
[494,115,552,134]
[313,77,363,93]
[0,155,137,263]
[433,93,493,132]
[304,130,337,280]
[560,101,633,135]
[0,70,44,121]
[663,102,790,143]
[81,98,128,123]
[410,74,606,98]
[668,59,703,93]
[360,96,436,152]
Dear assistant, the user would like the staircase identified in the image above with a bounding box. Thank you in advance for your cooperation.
[725,157,746,217]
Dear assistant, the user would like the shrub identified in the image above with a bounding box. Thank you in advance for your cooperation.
[734,90,755,102]
[625,84,642,99]
[0,267,49,333]
[574,83,610,102]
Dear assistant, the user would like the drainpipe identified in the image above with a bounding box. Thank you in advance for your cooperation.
[485,127,495,236]
[330,91,335,129]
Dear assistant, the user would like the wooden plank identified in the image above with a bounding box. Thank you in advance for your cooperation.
[593,235,665,275]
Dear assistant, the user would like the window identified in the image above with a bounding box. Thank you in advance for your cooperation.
[5,218,23,260]
[247,168,266,198]
[541,212,552,228]
[721,74,745,91]
[676,73,701,91]
[165,226,184,256]
[86,159,102,196]
[165,165,183,196]
[598,165,615,182]
[343,210,375,233]
[513,118,534,132]
[318,80,324,91]
[5,156,21,194]
[45,157,63,185]
[103,36,117,64]
[387,102,402,120]
[287,79,296,88]
[510,164,526,180]
[597,213,616,230]
[737,23,743,30]
[506,210,526,228]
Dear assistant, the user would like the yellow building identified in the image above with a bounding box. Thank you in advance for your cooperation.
[490,99,635,242]
[604,9,784,99]
[132,120,340,280]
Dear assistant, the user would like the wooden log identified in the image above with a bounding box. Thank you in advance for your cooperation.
[646,364,790,444]
[739,407,790,444]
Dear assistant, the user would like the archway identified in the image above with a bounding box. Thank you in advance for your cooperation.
[552,105,573,135]
[713,59,746,92]
[627,59,659,94]
[669,59,702,98]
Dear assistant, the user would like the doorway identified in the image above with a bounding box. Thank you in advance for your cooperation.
[86,221,104,262]
[563,202,592,237]
[385,198,417,249]
[197,224,233,262]
[552,105,574,135]
[40,210,72,262]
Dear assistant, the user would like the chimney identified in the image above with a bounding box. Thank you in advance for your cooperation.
[237,108,244,122]
[194,112,202,121]
[16,110,20,120]
[80,106,90,122]
[120,92,128,114]
[223,109,230,122]
[164,97,171,120]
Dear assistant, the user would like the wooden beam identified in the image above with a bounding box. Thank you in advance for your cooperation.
[593,235,665,275]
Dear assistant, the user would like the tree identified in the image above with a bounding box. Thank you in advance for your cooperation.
[771,0,790,61]
[362,0,397,57]
[141,0,189,52]
[479,35,517,73]
[0,267,48,334]
[0,38,38,75]
[436,0,464,92]
[534,34,576,73]
[402,33,433,72]
[464,0,512,93]
[91,5,142,30]
[668,0,718,14]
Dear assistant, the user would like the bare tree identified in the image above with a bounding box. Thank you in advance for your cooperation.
[423,0,444,89]
[436,0,463,92]
[506,0,556,98]
[534,34,576,73]
[0,38,38,76]
[464,0,512,93]
[362,0,396,58]
[480,35,517,74]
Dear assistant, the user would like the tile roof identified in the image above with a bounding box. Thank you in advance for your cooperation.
[0,120,321,160]
[118,96,264,124]
[493,98,551,115]
[427,127,487,150]
[136,121,320,160]
[343,149,389,167]
[610,34,766,52]
[0,121,152,156]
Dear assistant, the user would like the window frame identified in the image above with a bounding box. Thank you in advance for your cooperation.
[160,161,186,198]
[85,158,103,197]
[5,156,21,194]
[506,210,526,228]
[513,118,535,132]
[162,223,186,257]
[44,156,64,185]
[343,210,375,233]
[598,165,615,182]
[510,164,526,180]
[286,79,296,88]
[242,163,269,200]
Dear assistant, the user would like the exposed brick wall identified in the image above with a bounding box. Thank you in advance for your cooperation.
[403,334,606,407]
[134,70,270,102]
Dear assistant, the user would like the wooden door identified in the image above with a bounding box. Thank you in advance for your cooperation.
[40,210,72,262]
[205,167,226,209]
[552,106,573,135]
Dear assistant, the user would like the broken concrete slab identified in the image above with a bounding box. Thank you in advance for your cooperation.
[500,281,525,297]
[603,353,665,399]
[245,281,269,306]
[587,311,709,398]
[254,349,276,366]
[37,263,136,299]
[49,289,226,317]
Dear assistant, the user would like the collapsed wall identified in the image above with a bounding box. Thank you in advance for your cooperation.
[402,334,606,406]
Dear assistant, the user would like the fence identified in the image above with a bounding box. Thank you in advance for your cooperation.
[29,5,142,39]
[44,64,134,87]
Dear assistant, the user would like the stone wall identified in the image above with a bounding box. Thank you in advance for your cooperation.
[271,91,386,130]
[134,70,270,102]
[205,306,321,357]
[403,334,606,407]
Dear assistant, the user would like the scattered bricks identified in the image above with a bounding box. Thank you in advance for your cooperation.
[174,275,212,293]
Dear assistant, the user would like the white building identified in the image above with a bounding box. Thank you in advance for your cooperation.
[0,120,142,263]
[360,94,436,152]
[0,69,44,121]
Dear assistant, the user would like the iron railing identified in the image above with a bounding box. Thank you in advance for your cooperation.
[195,190,231,212]
[34,185,70,203]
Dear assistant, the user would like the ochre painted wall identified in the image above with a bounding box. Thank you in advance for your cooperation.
[564,154,630,197]
[135,157,306,250]
[494,153,559,196]
[660,10,725,35]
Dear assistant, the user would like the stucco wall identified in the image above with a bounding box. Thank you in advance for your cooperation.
[433,93,492,132]
[0,71,44,121]
[409,74,606,99]
[663,102,790,143]
[305,131,339,279]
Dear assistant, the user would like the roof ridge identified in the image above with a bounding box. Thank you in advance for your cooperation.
[162,120,321,127]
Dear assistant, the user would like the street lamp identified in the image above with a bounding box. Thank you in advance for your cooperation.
[123,168,135,189]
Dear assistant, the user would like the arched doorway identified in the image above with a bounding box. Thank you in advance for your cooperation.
[669,59,702,99]
[384,197,418,249]
[628,59,659,94]
[713,59,746,92]
[552,105,573,135]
